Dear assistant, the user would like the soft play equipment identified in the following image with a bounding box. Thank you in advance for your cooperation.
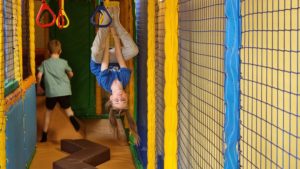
[0,0,36,168]
[137,0,300,169]
[2,0,300,169]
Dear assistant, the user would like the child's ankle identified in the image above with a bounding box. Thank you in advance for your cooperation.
[69,116,80,131]
[40,131,47,142]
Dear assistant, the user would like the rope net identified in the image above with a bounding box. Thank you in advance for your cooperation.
[22,0,31,79]
[240,0,300,168]
[178,0,226,168]
[3,0,21,96]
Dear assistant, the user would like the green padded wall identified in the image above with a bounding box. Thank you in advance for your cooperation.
[50,0,96,118]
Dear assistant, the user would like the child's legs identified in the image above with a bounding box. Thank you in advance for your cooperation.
[115,24,138,56]
[108,7,138,63]
[91,8,112,63]
[119,32,139,59]
[108,31,139,63]
[64,107,74,117]
[43,97,57,132]
[42,109,53,132]
[110,27,127,67]
[64,106,80,131]
[64,107,80,131]
[58,96,80,131]
[91,28,109,63]
[57,96,73,116]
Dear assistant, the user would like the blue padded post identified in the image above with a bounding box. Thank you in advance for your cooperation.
[224,0,241,168]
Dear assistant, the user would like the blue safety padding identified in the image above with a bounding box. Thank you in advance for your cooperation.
[23,85,37,165]
[6,100,25,169]
[6,85,37,169]
[157,154,164,169]
[136,124,147,166]
[224,0,241,169]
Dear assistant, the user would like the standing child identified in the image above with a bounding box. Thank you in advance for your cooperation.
[90,7,140,145]
[37,40,80,142]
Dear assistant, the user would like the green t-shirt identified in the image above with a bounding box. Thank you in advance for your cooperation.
[38,58,72,97]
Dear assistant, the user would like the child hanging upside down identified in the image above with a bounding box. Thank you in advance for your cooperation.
[90,7,140,145]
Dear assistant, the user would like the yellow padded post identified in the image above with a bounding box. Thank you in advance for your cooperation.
[18,0,23,83]
[13,0,22,83]
[164,0,178,169]
[29,0,35,77]
[0,0,6,168]
[147,0,156,169]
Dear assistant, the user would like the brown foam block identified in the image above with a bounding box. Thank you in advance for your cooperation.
[53,139,110,169]
[53,158,95,169]
[61,139,103,153]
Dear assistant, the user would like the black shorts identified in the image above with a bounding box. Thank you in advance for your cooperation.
[46,96,71,110]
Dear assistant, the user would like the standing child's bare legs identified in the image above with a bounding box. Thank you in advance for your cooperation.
[40,109,52,142]
[40,107,80,142]
[65,107,80,131]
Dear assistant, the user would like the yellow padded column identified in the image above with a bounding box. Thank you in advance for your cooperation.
[18,0,23,83]
[147,0,156,169]
[13,0,22,82]
[164,0,178,168]
[0,0,6,167]
[29,0,36,77]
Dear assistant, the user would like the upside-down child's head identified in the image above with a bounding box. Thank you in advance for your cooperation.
[109,89,128,110]
[48,39,62,55]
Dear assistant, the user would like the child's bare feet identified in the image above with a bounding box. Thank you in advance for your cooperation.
[132,132,140,146]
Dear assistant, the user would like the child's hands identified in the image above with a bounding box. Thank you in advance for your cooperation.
[131,131,140,146]
[66,71,74,79]
[37,85,44,95]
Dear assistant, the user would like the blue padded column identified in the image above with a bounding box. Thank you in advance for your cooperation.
[224,0,241,168]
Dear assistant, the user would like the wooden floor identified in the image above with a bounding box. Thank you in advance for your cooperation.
[30,96,135,169]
